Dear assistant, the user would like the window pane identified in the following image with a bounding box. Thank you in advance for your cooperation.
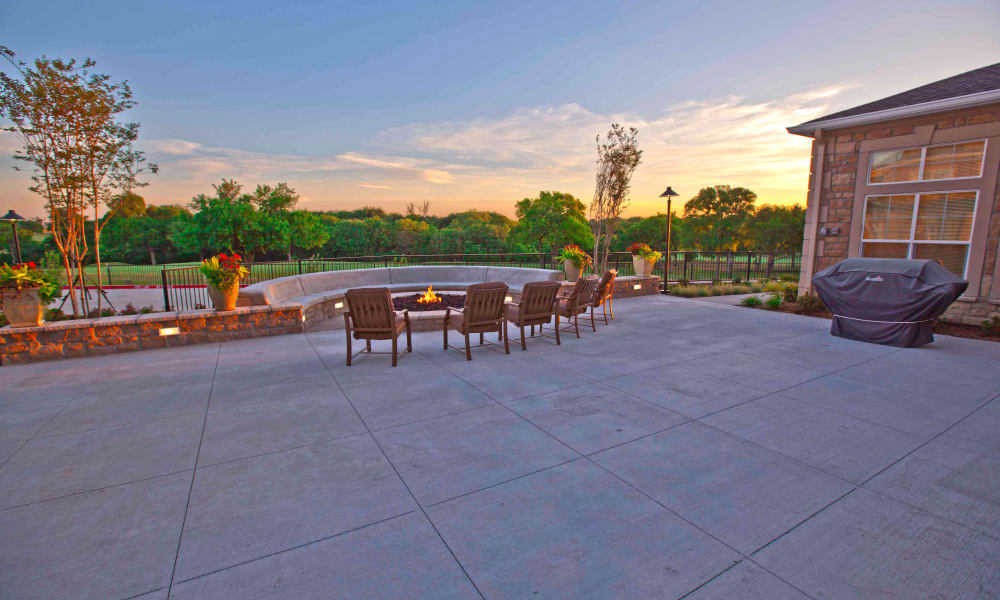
[922,140,985,180]
[915,192,976,241]
[913,243,969,277]
[870,148,922,183]
[863,195,914,239]
[862,242,909,259]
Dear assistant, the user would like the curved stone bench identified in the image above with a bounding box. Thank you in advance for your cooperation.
[238,265,562,329]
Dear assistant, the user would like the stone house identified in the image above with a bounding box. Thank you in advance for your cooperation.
[788,63,1000,324]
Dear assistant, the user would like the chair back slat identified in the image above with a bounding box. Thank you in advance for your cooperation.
[346,287,395,332]
[463,282,508,328]
[519,281,561,321]
[566,276,599,310]
[592,270,617,307]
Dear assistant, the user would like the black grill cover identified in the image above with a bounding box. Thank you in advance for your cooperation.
[812,258,968,347]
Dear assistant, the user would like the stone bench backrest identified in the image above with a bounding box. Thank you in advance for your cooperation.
[239,265,561,305]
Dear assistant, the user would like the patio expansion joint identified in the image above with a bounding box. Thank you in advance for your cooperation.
[428,347,819,600]
[169,509,419,588]
[165,343,221,599]
[0,354,130,472]
[304,333,488,600]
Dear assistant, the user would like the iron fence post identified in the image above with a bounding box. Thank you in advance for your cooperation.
[160,268,171,312]
[298,259,303,274]
[746,252,752,281]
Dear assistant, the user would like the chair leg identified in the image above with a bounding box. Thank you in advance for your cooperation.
[520,325,526,350]
[574,313,580,338]
[366,339,372,352]
[443,322,448,350]
[602,302,609,325]
[608,297,614,320]
[503,320,510,354]
[464,331,472,361]
[479,332,484,345]
[405,314,412,352]
[590,306,596,331]
[555,315,561,345]
[345,319,352,366]
[530,324,535,336]
[391,336,398,367]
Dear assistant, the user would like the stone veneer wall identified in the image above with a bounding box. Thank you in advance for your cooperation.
[800,104,1000,324]
[0,275,661,364]
[0,305,303,365]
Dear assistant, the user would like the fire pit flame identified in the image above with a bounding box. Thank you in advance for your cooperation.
[416,285,442,304]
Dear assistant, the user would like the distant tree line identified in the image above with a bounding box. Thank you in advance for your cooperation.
[5,183,804,266]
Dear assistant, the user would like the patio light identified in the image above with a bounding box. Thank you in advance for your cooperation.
[658,187,678,294]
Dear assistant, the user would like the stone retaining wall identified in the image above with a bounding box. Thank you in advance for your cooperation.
[0,305,303,365]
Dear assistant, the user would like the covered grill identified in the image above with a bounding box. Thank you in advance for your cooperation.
[811,258,968,347]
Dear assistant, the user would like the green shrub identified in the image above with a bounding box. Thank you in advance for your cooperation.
[984,316,1000,337]
[695,286,711,297]
[0,312,7,327]
[741,295,762,307]
[748,283,764,293]
[139,305,155,314]
[779,274,799,282]
[765,295,782,310]
[677,278,690,286]
[796,294,826,314]
[766,281,798,303]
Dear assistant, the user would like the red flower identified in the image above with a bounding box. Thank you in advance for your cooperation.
[27,261,36,268]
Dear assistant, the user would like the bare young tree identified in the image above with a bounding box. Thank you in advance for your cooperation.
[590,124,642,272]
[405,200,432,217]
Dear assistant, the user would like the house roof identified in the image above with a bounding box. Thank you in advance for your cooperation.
[788,62,1000,136]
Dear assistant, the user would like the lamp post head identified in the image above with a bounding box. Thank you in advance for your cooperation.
[1,210,25,222]
[658,187,679,199]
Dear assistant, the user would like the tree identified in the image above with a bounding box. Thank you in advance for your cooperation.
[741,204,805,251]
[0,47,154,315]
[683,185,757,250]
[405,200,432,217]
[286,210,329,258]
[591,124,642,271]
[512,191,591,252]
[109,192,146,217]
[170,180,290,262]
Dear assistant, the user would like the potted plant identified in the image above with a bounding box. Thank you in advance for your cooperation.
[556,244,593,282]
[627,242,662,277]
[0,261,60,327]
[199,253,249,311]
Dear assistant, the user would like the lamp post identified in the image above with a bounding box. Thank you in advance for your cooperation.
[658,187,678,293]
[1,209,26,265]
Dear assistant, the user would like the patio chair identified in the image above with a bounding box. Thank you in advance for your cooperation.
[554,276,599,338]
[504,280,562,350]
[344,287,412,367]
[444,282,510,360]
[588,269,617,329]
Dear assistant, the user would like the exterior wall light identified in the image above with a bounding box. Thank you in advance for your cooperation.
[159,327,180,336]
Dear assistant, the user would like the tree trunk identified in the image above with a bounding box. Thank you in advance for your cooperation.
[93,221,104,313]
[149,249,157,265]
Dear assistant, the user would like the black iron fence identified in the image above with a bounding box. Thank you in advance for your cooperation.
[606,251,800,282]
[157,251,800,311]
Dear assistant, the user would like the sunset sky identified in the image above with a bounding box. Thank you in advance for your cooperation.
[2,0,998,219]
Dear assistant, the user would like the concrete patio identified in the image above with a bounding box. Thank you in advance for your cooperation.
[1,294,999,599]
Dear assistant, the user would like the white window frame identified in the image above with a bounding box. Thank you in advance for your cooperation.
[867,138,987,185]
[860,189,979,277]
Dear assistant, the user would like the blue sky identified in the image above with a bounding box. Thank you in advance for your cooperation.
[2,0,998,218]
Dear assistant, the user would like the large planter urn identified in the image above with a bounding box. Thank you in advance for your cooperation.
[207,283,239,311]
[1,287,44,327]
[564,260,582,283]
[632,256,655,277]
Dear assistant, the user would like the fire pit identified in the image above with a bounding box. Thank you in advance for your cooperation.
[393,285,465,312]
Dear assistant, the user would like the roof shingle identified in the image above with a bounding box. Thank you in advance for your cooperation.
[798,62,1000,127]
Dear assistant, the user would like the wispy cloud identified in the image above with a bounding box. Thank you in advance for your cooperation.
[2,86,840,216]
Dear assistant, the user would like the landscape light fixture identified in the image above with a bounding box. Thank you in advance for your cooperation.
[658,187,678,294]
[1,209,26,265]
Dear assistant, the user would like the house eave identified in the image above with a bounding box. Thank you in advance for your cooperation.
[786,88,1000,137]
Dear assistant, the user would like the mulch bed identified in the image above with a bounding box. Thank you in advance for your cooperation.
[748,301,1000,343]
[393,293,465,312]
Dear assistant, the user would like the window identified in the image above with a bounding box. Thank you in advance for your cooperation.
[868,140,985,184]
[861,191,977,277]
